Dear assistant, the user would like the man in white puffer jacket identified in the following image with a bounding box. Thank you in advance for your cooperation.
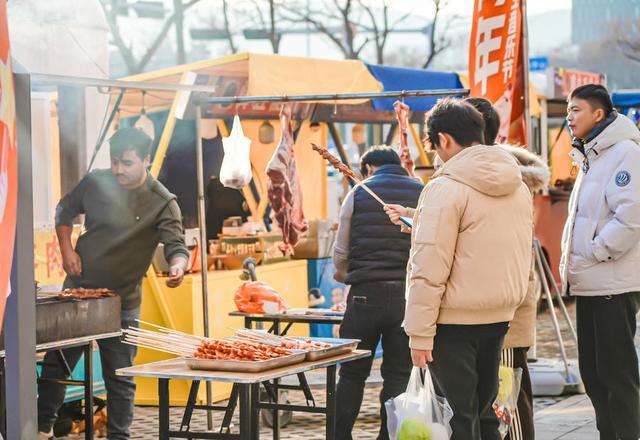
[561,84,640,440]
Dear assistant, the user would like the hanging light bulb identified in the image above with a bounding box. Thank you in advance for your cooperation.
[259,119,275,144]
[135,91,155,140]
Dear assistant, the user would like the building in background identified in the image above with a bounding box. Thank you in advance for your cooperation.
[572,0,640,44]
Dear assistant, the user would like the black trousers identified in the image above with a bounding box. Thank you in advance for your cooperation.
[430,323,508,440]
[577,292,640,440]
[336,281,412,440]
[501,347,534,440]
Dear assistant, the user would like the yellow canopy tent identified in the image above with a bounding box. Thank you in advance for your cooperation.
[117,52,384,221]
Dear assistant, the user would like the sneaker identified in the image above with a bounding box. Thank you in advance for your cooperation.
[37,431,55,440]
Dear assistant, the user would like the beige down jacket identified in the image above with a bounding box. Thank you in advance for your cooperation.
[500,145,550,348]
[404,145,534,351]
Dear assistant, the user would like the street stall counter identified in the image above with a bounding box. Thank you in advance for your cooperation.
[135,259,310,405]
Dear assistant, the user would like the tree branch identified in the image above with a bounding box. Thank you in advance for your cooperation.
[222,0,238,53]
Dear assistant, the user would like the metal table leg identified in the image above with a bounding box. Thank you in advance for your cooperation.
[239,384,251,440]
[250,383,260,440]
[83,344,93,440]
[325,365,337,440]
[158,379,170,440]
[220,383,240,433]
[272,379,279,440]
[180,380,200,432]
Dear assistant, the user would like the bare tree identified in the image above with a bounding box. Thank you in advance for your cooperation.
[281,0,370,60]
[616,20,640,64]
[423,0,453,68]
[245,0,282,53]
[222,0,238,53]
[99,0,202,74]
[173,0,187,65]
[385,45,426,68]
[357,1,410,64]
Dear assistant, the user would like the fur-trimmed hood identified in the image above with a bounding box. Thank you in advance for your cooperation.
[497,144,550,193]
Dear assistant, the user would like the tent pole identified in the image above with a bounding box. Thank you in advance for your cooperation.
[6,68,37,440]
[195,105,213,429]
[203,88,469,105]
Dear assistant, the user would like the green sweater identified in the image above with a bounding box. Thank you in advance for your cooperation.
[55,170,189,310]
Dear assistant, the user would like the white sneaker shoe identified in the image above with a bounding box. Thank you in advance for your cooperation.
[37,431,55,440]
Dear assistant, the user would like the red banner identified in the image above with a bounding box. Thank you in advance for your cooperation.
[469,0,527,145]
[552,68,607,100]
[0,0,17,327]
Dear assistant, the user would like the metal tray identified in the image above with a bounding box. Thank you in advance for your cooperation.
[292,337,360,361]
[184,351,306,373]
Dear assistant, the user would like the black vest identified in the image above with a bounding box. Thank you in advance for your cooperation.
[345,164,424,285]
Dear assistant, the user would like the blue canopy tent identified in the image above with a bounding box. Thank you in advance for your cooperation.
[612,91,640,126]
[612,90,640,108]
[366,64,464,112]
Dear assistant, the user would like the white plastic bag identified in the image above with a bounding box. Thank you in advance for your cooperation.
[493,366,523,439]
[386,366,453,440]
[220,115,252,189]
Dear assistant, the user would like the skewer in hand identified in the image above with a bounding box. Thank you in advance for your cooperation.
[310,143,386,206]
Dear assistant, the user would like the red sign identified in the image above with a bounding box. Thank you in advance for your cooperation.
[469,0,527,145]
[552,68,607,100]
[0,0,18,328]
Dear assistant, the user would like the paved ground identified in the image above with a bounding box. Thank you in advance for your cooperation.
[535,394,596,440]
[60,299,640,439]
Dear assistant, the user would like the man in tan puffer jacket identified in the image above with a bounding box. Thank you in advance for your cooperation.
[398,99,533,440]
[387,98,548,440]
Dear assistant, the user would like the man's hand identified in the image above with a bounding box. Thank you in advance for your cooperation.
[61,246,82,276]
[166,256,188,288]
[411,349,433,368]
[384,204,408,226]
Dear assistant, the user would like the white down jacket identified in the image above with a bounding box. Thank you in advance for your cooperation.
[560,113,640,296]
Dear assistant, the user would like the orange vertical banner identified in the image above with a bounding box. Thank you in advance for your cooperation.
[0,0,17,328]
[469,0,527,146]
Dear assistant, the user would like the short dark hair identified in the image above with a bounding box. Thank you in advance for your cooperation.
[109,127,153,159]
[426,98,486,148]
[359,145,401,177]
[569,84,613,115]
[464,97,500,145]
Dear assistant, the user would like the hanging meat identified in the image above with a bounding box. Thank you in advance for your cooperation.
[266,104,308,255]
[393,100,416,178]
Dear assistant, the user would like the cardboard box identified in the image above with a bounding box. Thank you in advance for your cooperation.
[293,219,336,259]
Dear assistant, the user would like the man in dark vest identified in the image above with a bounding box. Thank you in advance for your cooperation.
[333,145,423,440]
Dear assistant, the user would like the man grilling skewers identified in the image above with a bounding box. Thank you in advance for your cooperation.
[332,145,423,440]
[37,127,189,440]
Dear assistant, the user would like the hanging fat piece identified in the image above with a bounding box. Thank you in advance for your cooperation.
[394,100,417,178]
[220,115,253,189]
[266,104,308,255]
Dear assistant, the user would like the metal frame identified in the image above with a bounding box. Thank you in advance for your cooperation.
[202,89,468,105]
[34,342,95,440]
[155,363,339,440]
[6,68,38,440]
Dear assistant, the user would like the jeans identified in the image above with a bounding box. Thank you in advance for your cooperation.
[336,281,412,440]
[430,323,508,440]
[37,308,140,440]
